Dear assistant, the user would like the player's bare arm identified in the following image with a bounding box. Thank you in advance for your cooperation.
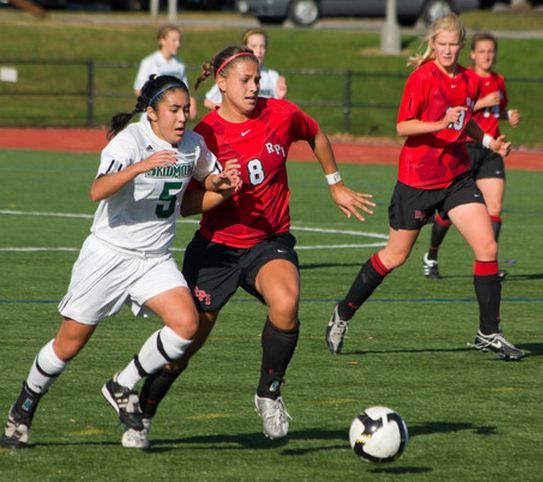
[181,160,242,217]
[397,106,467,137]
[474,91,501,111]
[310,128,374,221]
[465,118,511,158]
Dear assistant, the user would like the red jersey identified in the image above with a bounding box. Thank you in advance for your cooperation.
[194,98,319,248]
[466,68,508,140]
[397,61,480,189]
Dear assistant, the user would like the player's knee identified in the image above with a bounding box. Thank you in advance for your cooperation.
[165,310,199,340]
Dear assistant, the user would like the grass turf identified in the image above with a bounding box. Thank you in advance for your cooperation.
[0,149,542,481]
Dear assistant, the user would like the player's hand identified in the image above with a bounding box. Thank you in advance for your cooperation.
[138,150,177,174]
[209,159,242,192]
[443,106,467,129]
[507,109,520,128]
[490,135,511,158]
[329,183,375,221]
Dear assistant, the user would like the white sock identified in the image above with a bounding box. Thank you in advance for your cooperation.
[116,327,192,390]
[26,339,67,394]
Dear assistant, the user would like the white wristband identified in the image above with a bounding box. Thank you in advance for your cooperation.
[507,109,513,120]
[482,133,493,149]
[325,171,342,185]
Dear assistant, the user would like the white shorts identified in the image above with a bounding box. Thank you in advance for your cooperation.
[58,235,188,325]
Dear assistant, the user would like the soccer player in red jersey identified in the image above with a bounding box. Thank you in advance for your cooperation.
[325,14,524,361]
[422,32,521,280]
[123,45,375,447]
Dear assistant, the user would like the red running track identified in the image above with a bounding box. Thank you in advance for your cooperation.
[0,127,541,170]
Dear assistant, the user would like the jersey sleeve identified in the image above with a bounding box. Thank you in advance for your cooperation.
[192,136,220,182]
[133,56,153,92]
[285,100,319,141]
[205,84,222,104]
[397,72,424,123]
[97,131,138,178]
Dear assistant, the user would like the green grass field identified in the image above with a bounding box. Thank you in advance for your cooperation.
[0,149,542,481]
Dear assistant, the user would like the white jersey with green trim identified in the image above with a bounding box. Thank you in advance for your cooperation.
[91,120,218,254]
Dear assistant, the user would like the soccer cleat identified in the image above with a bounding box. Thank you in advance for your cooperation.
[254,394,291,439]
[325,304,349,354]
[101,374,144,431]
[121,418,151,449]
[472,330,524,360]
[1,406,30,449]
[422,252,442,279]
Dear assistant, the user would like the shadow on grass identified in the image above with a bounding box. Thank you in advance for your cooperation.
[344,342,543,359]
[343,346,474,356]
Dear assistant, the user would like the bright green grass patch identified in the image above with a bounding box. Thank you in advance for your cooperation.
[0,150,542,481]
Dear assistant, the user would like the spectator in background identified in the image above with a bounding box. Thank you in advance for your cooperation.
[134,25,198,120]
[203,28,287,110]
[422,32,521,280]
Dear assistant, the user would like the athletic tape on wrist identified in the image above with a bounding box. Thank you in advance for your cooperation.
[482,133,493,149]
[325,171,342,185]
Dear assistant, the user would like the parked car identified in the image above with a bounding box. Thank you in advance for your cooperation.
[235,0,480,27]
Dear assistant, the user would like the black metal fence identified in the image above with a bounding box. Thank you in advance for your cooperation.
[0,59,541,142]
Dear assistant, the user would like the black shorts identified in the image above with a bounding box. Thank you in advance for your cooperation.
[388,172,485,230]
[467,142,506,180]
[182,230,299,312]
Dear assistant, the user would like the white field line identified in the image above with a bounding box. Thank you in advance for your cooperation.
[0,209,388,251]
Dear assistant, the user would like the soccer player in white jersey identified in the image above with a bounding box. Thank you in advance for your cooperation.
[204,28,287,110]
[134,25,197,119]
[1,75,241,450]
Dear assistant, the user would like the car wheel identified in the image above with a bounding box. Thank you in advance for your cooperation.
[421,0,452,25]
[288,0,319,26]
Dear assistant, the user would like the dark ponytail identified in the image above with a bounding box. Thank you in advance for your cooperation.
[107,75,189,140]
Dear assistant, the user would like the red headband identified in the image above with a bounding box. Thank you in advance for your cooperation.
[215,51,256,79]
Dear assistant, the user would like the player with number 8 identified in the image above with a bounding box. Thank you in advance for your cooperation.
[129,44,375,446]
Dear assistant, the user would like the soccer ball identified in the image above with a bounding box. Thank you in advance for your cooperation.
[349,406,408,464]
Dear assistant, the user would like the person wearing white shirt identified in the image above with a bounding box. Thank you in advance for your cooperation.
[134,25,198,119]
[1,75,241,450]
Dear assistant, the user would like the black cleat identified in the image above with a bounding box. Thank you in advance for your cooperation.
[1,406,31,449]
[102,375,144,431]
[423,253,442,279]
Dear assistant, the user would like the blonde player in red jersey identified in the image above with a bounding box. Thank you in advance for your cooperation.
[325,14,524,361]
[124,44,375,447]
[422,32,521,280]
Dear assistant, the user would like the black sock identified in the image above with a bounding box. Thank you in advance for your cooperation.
[140,368,183,419]
[491,218,502,241]
[428,219,451,261]
[474,274,501,334]
[337,254,389,320]
[256,317,299,399]
[13,382,42,426]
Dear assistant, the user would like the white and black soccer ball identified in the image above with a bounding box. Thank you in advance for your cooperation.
[349,406,408,464]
